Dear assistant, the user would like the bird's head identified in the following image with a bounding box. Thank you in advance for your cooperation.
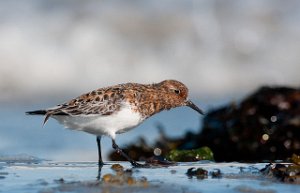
[158,80,204,115]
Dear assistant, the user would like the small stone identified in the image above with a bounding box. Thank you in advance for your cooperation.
[127,176,135,185]
[111,164,124,173]
[102,174,113,183]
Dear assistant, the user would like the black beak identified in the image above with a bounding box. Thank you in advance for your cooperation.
[185,100,204,115]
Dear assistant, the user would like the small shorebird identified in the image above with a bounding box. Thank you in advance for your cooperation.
[26,80,204,166]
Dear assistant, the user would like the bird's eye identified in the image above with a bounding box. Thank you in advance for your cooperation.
[174,89,180,95]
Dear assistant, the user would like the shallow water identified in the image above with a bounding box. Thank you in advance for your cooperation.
[0,161,298,193]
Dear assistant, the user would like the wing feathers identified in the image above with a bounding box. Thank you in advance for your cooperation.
[26,85,126,125]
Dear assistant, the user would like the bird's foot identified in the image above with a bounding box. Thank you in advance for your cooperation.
[145,156,177,167]
[130,157,177,168]
[131,161,149,168]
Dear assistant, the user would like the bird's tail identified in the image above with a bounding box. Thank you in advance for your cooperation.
[26,110,47,115]
[26,110,50,126]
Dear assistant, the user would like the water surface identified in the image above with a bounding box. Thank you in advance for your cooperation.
[0,161,298,193]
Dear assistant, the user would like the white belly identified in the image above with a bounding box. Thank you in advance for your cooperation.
[52,104,144,139]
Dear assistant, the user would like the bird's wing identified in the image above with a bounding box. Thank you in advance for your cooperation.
[43,87,125,124]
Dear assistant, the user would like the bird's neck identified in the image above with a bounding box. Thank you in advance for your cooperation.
[128,86,174,118]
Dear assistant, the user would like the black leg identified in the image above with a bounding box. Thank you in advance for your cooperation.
[96,136,103,180]
[96,164,103,180]
[96,136,104,166]
[112,139,143,167]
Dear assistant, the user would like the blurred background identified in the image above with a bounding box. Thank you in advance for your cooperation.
[0,0,299,161]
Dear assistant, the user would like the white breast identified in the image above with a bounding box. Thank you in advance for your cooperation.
[52,103,144,139]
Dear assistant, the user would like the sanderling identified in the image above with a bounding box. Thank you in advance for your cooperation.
[26,80,204,167]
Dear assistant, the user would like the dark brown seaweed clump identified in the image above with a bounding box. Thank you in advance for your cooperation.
[198,86,300,161]
[186,167,208,179]
[260,159,300,184]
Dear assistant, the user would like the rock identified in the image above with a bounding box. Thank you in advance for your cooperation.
[260,161,300,184]
[186,167,208,179]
